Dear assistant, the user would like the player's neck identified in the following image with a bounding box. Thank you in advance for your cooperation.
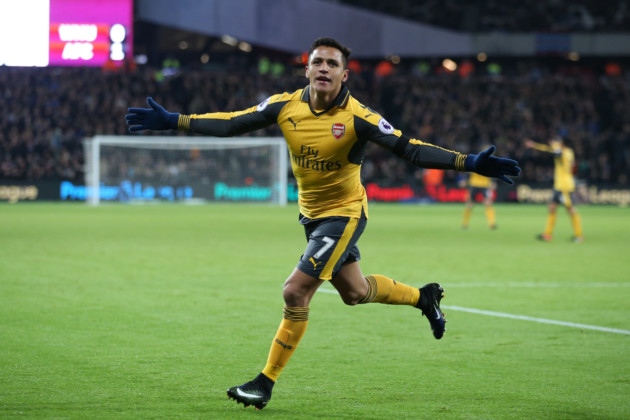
[309,87,340,111]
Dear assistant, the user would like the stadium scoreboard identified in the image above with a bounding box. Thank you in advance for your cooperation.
[0,0,132,67]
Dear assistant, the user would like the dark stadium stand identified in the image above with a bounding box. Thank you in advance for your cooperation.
[1,56,628,187]
[1,0,628,192]
[326,0,630,32]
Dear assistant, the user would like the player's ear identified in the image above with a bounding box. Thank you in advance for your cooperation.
[342,68,349,82]
[305,66,309,78]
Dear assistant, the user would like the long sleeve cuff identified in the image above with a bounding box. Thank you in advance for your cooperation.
[177,114,191,131]
[456,153,469,171]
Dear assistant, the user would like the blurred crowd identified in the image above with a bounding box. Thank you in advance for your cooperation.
[0,57,628,188]
[330,0,630,32]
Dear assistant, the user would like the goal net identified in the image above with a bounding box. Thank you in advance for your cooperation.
[83,135,288,205]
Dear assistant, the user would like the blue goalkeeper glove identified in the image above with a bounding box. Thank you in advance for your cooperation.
[125,97,180,132]
[464,145,521,184]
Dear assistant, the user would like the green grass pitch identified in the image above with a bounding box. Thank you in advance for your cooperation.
[1,202,628,419]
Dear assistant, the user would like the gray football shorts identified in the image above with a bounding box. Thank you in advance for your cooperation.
[296,211,367,281]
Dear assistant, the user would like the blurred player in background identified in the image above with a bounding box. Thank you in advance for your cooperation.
[126,37,521,410]
[460,172,497,230]
[525,137,583,243]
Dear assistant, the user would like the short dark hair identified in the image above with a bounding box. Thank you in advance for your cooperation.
[308,37,351,68]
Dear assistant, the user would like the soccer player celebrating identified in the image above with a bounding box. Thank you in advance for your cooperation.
[126,37,521,409]
[525,137,584,242]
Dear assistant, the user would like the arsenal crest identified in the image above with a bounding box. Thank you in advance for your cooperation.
[332,123,345,139]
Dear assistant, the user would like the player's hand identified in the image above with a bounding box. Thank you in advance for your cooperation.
[464,145,521,184]
[125,97,179,132]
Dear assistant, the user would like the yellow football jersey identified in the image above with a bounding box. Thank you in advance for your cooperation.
[553,147,575,192]
[529,141,575,192]
[178,85,468,219]
[468,172,492,189]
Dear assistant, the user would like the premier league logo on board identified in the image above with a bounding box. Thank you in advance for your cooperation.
[332,123,345,139]
[378,118,395,135]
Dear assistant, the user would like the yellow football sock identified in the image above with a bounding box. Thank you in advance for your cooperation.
[485,206,496,227]
[462,207,472,227]
[359,274,420,306]
[544,213,556,236]
[571,213,583,237]
[261,306,309,382]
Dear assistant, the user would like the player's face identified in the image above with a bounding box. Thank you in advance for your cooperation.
[306,46,349,96]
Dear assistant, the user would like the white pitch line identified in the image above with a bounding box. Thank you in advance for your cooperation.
[316,287,630,336]
[442,305,630,336]
[445,282,630,288]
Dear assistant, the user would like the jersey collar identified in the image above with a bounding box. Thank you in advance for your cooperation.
[301,84,351,116]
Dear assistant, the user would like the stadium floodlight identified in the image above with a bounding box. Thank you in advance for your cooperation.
[83,135,288,206]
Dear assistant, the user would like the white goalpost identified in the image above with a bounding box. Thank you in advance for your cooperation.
[83,135,288,206]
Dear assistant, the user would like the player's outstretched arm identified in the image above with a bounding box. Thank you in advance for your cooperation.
[464,145,521,184]
[125,97,180,132]
[525,138,553,153]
